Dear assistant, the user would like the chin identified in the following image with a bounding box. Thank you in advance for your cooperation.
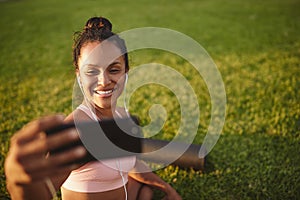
[94,99,115,109]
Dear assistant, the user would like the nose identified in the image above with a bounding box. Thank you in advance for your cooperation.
[97,72,111,86]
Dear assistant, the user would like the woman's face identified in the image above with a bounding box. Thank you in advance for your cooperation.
[77,41,127,110]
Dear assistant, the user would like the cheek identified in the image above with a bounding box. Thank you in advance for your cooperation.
[115,75,126,88]
[115,77,126,96]
[82,77,97,93]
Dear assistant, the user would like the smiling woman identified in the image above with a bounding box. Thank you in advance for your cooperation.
[4,16,182,200]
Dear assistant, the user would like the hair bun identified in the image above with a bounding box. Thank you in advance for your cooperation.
[84,17,112,31]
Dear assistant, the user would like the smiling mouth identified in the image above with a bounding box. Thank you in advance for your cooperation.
[93,88,116,97]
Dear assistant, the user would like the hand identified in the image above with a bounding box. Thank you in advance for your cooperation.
[5,115,86,186]
[162,184,182,200]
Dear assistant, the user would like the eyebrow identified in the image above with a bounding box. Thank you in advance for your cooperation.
[108,61,122,67]
[82,60,122,69]
[84,64,98,68]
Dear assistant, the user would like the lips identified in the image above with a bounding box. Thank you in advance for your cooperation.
[93,88,116,97]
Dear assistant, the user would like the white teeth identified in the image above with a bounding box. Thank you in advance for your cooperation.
[95,89,113,95]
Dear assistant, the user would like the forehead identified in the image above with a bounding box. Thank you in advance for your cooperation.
[79,41,123,69]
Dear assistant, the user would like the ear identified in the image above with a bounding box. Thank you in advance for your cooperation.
[76,69,81,85]
[125,68,129,73]
[76,68,80,76]
[124,73,128,85]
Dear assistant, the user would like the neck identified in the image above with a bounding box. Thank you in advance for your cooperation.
[95,107,115,119]
[82,101,117,120]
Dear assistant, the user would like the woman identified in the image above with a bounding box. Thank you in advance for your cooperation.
[5,17,182,200]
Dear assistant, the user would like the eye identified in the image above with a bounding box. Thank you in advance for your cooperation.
[109,68,121,74]
[86,69,99,76]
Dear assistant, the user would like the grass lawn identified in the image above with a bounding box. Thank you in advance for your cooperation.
[0,0,299,199]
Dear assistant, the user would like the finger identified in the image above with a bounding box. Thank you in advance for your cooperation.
[5,145,86,185]
[46,128,80,152]
[24,146,86,173]
[12,115,65,145]
[18,128,80,159]
[10,159,83,184]
[32,162,83,182]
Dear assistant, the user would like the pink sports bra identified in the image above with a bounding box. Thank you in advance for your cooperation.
[62,104,136,193]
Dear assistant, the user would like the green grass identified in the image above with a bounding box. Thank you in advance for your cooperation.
[0,0,299,199]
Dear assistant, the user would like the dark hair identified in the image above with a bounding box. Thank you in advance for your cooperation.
[72,17,129,71]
